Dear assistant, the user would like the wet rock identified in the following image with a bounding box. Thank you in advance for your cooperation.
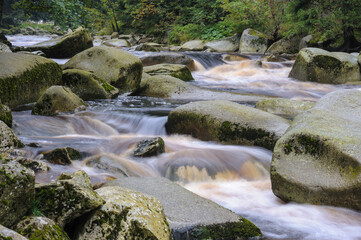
[104,177,262,240]
[0,33,12,47]
[180,40,205,51]
[133,137,165,157]
[223,54,250,62]
[110,32,119,39]
[267,35,303,55]
[239,28,268,54]
[32,86,87,116]
[16,157,50,172]
[289,48,361,84]
[63,46,142,92]
[0,121,24,151]
[62,69,119,100]
[42,147,81,165]
[0,224,28,240]
[271,89,361,211]
[35,170,104,227]
[15,216,70,240]
[140,52,193,67]
[299,35,314,49]
[102,39,130,48]
[0,42,12,53]
[75,186,171,240]
[205,34,240,52]
[0,158,35,227]
[166,100,290,150]
[0,53,62,108]
[143,63,194,81]
[135,43,166,52]
[0,104,12,127]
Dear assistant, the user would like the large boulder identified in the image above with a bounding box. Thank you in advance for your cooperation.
[62,69,119,100]
[0,42,12,53]
[18,27,93,58]
[104,177,262,240]
[299,35,314,50]
[266,35,303,55]
[35,171,104,227]
[0,121,24,151]
[0,53,62,108]
[180,40,205,51]
[0,104,12,127]
[0,159,35,227]
[75,186,171,240]
[140,52,193,67]
[205,34,240,52]
[32,86,87,116]
[271,89,361,211]
[0,225,28,240]
[239,28,268,54]
[143,64,194,81]
[63,46,143,92]
[102,39,130,48]
[166,100,290,150]
[289,48,361,84]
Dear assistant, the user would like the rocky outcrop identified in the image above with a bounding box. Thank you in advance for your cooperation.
[75,186,171,240]
[42,147,82,165]
[266,35,303,55]
[0,225,28,240]
[180,40,205,51]
[255,98,315,118]
[0,104,12,127]
[63,46,143,92]
[32,86,87,116]
[166,100,290,150]
[62,69,119,100]
[0,121,24,151]
[0,53,62,108]
[143,64,194,81]
[289,48,361,84]
[104,177,262,240]
[205,34,240,52]
[271,89,361,211]
[239,29,268,54]
[102,39,130,48]
[140,52,193,67]
[0,159,35,227]
[133,137,165,157]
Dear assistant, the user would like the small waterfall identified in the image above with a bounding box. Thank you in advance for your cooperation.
[185,52,226,69]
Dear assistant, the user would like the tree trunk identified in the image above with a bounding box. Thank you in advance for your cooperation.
[327,24,361,52]
[0,0,4,26]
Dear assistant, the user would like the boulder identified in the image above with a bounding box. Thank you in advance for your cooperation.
[0,121,24,151]
[140,52,193,67]
[75,186,171,240]
[15,217,70,240]
[0,42,11,53]
[84,155,129,177]
[166,100,290,150]
[110,32,119,39]
[32,86,87,116]
[0,53,62,108]
[0,33,12,47]
[271,89,361,210]
[62,69,119,100]
[299,35,314,50]
[0,225,28,240]
[180,40,205,51]
[16,157,50,173]
[133,137,165,157]
[135,43,167,52]
[63,46,142,92]
[18,27,93,58]
[102,39,130,48]
[143,64,194,81]
[0,104,12,127]
[42,147,82,165]
[205,34,240,52]
[289,48,361,84]
[35,171,104,227]
[255,98,315,118]
[104,177,262,240]
[266,35,303,55]
[0,159,35,227]
[239,28,268,54]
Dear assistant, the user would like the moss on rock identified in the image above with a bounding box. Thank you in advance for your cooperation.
[239,28,268,54]
[0,104,12,128]
[143,63,194,81]
[0,121,24,151]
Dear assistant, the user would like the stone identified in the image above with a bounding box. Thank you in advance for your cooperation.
[102,39,130,48]
[166,100,290,150]
[143,64,194,81]
[15,216,70,240]
[62,69,119,100]
[180,40,205,51]
[84,155,129,177]
[135,43,166,52]
[0,33,12,47]
[35,171,104,227]
[110,32,119,39]
[16,157,50,173]
[0,53,62,108]
[267,35,303,55]
[42,147,82,165]
[0,225,28,240]
[205,34,240,52]
[103,177,262,240]
[133,137,165,157]
[0,42,11,53]
[140,52,194,67]
[0,158,35,227]
[239,28,268,54]
[289,48,361,84]
[255,98,315,118]
[271,89,361,211]
[0,121,24,151]
[63,46,142,92]
[0,104,12,127]
[299,35,314,50]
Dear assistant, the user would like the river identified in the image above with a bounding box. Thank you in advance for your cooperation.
[6,35,361,239]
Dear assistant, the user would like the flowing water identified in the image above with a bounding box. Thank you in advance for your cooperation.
[7,35,361,239]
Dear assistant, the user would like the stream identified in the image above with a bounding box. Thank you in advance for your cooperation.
[6,35,361,240]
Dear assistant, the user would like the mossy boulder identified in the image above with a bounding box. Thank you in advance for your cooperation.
[35,170,104,227]
[0,53,62,108]
[143,64,194,81]
[271,89,361,211]
[0,104,12,127]
[0,158,35,227]
[0,42,11,53]
[63,46,143,92]
[42,147,82,165]
[104,177,262,240]
[289,48,361,84]
[19,27,93,58]
[62,69,119,100]
[16,157,50,173]
[0,225,28,240]
[205,34,240,52]
[32,86,87,116]
[133,137,165,157]
[266,35,303,55]
[239,28,268,54]
[15,216,70,240]
[75,186,171,240]
[140,52,193,67]
[166,100,290,150]
[102,39,130,48]
[180,40,205,51]
[0,121,24,151]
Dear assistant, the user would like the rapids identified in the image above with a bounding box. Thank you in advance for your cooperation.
[7,35,361,239]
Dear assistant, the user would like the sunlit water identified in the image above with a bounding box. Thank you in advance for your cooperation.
[8,35,361,239]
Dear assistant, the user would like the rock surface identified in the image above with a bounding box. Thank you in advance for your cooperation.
[0,225,28,240]
[166,100,290,150]
[102,39,130,48]
[140,52,193,67]
[267,35,303,55]
[133,137,165,157]
[42,147,82,165]
[16,157,50,173]
[143,64,194,81]
[181,40,205,51]
[0,42,11,52]
[63,46,142,92]
[271,89,361,210]
[239,28,268,54]
[0,121,24,151]
[289,48,361,84]
[205,34,240,52]
[255,98,315,118]
[0,104,12,127]
[104,177,262,240]
[0,53,62,108]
